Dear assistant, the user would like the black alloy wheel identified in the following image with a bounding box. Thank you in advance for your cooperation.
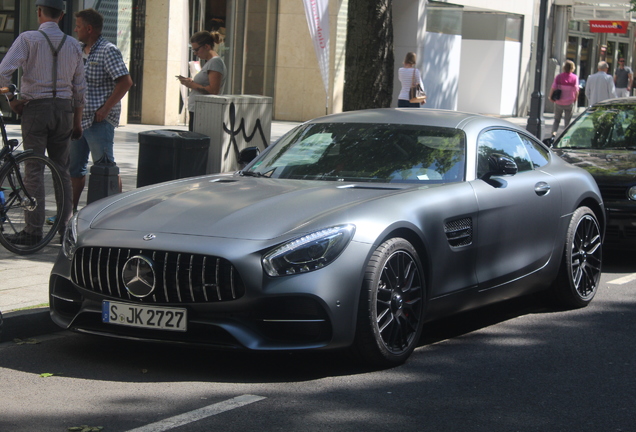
[354,237,426,367]
[553,206,602,308]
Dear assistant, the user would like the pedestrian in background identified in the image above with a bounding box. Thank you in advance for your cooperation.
[70,8,132,213]
[585,61,616,106]
[613,58,633,98]
[548,60,579,137]
[0,0,85,246]
[397,52,425,108]
[178,31,227,131]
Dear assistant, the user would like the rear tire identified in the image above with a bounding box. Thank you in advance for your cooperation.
[551,206,602,309]
[0,153,64,254]
[353,238,426,367]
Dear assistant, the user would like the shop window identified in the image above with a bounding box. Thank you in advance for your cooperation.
[427,2,463,36]
[461,11,523,42]
[191,0,278,97]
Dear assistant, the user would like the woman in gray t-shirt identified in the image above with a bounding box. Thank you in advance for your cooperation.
[178,30,227,131]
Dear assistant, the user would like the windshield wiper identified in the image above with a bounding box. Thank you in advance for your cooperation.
[241,168,277,177]
[240,170,264,177]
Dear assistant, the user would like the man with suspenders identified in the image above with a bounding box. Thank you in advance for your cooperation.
[0,0,86,246]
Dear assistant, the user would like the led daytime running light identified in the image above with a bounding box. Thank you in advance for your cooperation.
[263,224,355,276]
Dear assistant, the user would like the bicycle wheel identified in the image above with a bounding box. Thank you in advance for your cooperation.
[0,152,64,254]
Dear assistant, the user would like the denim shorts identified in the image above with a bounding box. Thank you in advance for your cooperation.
[69,120,116,178]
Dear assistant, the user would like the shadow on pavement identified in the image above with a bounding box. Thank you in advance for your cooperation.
[0,293,551,383]
[601,247,636,273]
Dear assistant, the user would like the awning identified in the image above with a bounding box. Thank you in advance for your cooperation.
[555,1,635,21]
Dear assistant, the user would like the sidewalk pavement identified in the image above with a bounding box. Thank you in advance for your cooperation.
[0,111,559,341]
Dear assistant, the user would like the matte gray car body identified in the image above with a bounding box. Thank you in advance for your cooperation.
[50,108,605,366]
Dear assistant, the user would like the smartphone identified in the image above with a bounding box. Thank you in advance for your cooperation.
[176,75,185,79]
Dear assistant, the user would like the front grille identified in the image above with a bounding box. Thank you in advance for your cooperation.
[598,184,631,201]
[71,247,245,304]
[444,217,473,247]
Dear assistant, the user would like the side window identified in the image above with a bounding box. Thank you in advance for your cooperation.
[519,134,550,168]
[477,129,533,178]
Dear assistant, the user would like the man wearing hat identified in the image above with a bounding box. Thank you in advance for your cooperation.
[0,0,86,246]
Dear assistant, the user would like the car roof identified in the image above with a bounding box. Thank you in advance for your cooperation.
[306,108,522,131]
[592,96,636,107]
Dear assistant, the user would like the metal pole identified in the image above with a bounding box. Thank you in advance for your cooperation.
[527,0,549,140]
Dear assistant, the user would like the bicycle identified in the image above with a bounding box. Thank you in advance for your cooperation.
[0,85,65,254]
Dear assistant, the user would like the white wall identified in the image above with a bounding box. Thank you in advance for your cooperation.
[459,40,502,114]
[422,32,462,110]
[392,0,426,107]
[501,41,521,115]
[392,0,536,116]
[458,40,521,116]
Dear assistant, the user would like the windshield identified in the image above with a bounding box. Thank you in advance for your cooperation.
[555,104,636,149]
[246,123,466,184]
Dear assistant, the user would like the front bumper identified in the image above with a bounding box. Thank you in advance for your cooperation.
[49,232,370,351]
[603,203,636,248]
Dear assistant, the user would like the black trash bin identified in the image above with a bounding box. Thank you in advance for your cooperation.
[137,130,210,187]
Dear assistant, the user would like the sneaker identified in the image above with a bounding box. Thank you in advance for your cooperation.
[5,230,42,246]
[46,215,57,225]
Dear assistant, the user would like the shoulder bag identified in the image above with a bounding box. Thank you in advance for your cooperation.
[409,69,427,104]
[552,75,562,101]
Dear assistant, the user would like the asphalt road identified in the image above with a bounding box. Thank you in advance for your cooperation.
[0,248,634,432]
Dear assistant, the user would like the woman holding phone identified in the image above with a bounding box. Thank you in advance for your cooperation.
[178,30,227,131]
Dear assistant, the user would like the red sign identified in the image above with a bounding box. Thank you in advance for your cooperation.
[589,20,629,34]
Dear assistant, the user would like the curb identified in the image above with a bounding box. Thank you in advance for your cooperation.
[0,307,64,343]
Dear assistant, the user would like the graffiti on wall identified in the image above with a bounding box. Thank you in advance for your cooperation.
[222,102,269,165]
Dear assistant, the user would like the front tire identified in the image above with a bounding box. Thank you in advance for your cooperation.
[0,152,64,254]
[551,206,602,309]
[353,238,426,367]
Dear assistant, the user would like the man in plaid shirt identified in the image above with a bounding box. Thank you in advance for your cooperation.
[70,8,132,212]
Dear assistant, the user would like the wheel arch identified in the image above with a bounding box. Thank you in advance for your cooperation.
[578,197,606,239]
[374,226,430,293]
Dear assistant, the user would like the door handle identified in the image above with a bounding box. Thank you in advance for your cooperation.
[535,181,551,196]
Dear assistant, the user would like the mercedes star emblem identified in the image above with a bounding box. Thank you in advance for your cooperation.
[122,255,156,298]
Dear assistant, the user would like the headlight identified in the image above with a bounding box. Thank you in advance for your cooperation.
[62,212,79,260]
[262,224,355,277]
[628,185,636,201]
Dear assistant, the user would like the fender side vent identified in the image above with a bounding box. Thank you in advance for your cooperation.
[444,217,473,247]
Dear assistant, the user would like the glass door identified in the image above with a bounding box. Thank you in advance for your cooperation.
[188,0,278,97]
[226,0,278,96]
[606,41,616,74]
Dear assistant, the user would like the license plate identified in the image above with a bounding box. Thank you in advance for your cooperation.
[102,301,187,332]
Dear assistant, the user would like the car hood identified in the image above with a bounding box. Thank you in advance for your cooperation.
[554,148,636,182]
[88,175,413,240]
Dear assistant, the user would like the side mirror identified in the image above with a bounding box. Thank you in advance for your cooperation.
[482,153,518,182]
[238,146,260,166]
[542,136,555,147]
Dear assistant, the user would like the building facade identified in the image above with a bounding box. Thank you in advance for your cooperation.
[3,0,635,125]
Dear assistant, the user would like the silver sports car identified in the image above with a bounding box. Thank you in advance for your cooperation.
[50,109,604,367]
